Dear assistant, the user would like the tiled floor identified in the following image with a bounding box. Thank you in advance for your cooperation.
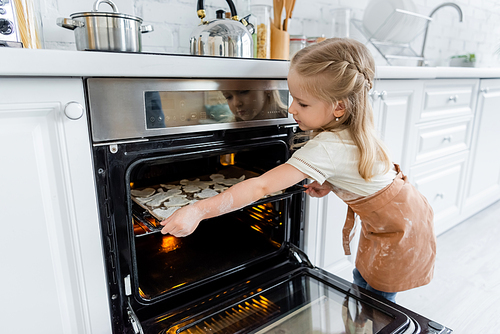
[396,200,500,333]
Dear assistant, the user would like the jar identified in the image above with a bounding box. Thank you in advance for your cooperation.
[289,35,306,59]
[13,0,44,48]
[250,4,271,59]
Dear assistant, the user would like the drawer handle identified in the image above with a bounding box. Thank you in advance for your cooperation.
[443,136,452,142]
[436,193,444,199]
[448,95,458,102]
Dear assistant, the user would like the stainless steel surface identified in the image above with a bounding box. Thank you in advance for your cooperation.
[87,78,293,142]
[418,2,463,66]
[190,0,253,57]
[57,0,153,52]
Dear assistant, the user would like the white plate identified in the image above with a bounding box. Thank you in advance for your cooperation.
[362,0,418,43]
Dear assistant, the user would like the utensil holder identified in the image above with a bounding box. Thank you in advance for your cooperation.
[271,23,289,60]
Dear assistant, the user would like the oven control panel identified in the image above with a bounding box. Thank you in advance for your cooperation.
[0,0,21,46]
[87,78,295,142]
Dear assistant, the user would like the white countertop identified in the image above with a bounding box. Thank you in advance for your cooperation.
[2,48,500,79]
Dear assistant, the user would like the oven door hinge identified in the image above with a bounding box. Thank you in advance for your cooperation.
[289,244,314,268]
[127,300,144,334]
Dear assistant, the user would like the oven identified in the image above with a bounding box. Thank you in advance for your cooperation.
[86,72,451,334]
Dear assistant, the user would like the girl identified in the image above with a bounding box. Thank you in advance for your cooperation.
[160,38,436,303]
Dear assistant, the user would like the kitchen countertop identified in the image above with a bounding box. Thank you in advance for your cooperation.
[2,47,500,79]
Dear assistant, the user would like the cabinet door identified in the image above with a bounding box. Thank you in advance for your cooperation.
[462,79,500,217]
[410,152,469,235]
[372,80,423,172]
[0,78,110,334]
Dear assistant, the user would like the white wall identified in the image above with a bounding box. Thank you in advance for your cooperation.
[41,0,500,67]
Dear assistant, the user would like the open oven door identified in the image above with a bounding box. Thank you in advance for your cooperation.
[131,259,451,334]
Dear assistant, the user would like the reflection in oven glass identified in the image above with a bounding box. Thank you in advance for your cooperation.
[134,201,286,300]
[144,89,288,129]
[168,275,394,334]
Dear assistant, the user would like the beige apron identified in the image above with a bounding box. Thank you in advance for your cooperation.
[342,165,436,293]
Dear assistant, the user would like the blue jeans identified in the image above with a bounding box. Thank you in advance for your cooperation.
[353,268,397,303]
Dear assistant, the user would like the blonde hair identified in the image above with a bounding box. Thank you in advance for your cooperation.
[290,38,391,180]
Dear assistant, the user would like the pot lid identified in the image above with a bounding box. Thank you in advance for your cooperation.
[70,0,142,23]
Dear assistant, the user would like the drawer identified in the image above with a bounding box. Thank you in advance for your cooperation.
[412,116,473,165]
[419,80,478,122]
[410,152,468,234]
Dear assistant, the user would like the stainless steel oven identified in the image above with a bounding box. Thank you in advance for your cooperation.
[86,74,451,334]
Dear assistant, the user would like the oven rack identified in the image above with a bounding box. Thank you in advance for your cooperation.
[132,185,305,237]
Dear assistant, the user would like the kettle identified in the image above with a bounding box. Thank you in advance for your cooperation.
[190,0,254,58]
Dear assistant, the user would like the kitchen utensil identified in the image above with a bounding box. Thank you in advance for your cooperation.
[56,0,153,52]
[283,0,294,31]
[189,0,254,58]
[273,0,284,30]
[271,23,289,60]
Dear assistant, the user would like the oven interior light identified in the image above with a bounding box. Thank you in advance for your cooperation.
[220,153,235,166]
[161,235,181,252]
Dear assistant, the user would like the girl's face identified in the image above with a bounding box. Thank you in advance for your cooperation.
[222,90,267,121]
[287,70,339,131]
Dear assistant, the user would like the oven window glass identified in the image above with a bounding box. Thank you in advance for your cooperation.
[174,275,395,334]
[145,89,289,129]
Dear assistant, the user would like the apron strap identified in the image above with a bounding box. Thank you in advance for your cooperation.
[342,206,357,255]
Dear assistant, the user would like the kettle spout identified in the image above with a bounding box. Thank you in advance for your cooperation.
[240,14,255,35]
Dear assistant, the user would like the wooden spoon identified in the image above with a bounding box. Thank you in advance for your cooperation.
[273,0,284,30]
[283,0,293,31]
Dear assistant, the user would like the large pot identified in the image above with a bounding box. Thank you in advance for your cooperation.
[57,0,153,52]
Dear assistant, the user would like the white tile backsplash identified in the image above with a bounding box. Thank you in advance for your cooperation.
[40,0,500,67]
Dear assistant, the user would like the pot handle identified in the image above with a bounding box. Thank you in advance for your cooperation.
[196,0,238,20]
[56,17,85,30]
[92,0,119,12]
[140,25,154,34]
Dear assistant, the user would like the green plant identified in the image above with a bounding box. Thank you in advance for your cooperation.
[451,53,476,62]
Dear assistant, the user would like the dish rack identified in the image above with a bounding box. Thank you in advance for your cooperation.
[352,9,432,65]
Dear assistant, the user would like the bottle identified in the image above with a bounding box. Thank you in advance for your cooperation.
[289,35,306,59]
[250,4,271,59]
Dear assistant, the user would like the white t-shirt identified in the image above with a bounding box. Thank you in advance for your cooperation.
[286,130,397,197]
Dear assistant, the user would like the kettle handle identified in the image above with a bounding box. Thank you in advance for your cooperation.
[197,0,238,20]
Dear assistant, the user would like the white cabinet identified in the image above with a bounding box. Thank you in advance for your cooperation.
[461,79,500,218]
[371,79,423,172]
[0,78,110,334]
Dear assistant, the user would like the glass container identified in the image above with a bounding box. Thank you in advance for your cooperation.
[13,0,43,48]
[289,35,306,59]
[250,4,271,59]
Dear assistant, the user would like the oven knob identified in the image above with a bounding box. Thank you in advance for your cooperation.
[0,19,14,35]
[0,8,6,15]
[64,101,84,120]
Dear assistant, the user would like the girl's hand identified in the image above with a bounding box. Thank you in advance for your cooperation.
[304,181,332,198]
[160,203,206,237]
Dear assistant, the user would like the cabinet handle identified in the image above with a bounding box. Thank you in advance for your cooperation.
[443,135,452,142]
[448,95,458,102]
[436,193,444,199]
[480,87,490,94]
[64,101,84,120]
[368,90,387,100]
[369,90,379,99]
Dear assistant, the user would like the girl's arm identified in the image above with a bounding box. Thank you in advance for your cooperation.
[160,164,308,237]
